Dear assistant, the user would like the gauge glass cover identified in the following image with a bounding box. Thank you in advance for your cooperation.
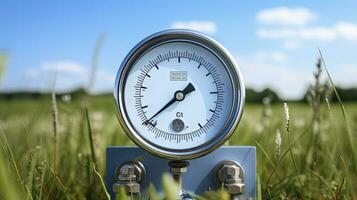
[115,30,244,159]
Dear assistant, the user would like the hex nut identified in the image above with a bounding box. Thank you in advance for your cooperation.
[118,174,137,182]
[218,164,241,183]
[118,164,139,181]
[120,164,136,175]
[113,161,146,195]
[112,182,141,194]
[214,161,246,196]
[117,163,143,182]
[226,183,245,194]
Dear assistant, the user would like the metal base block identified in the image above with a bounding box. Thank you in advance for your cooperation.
[106,146,256,199]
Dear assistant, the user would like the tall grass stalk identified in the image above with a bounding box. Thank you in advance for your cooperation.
[162,173,179,200]
[34,160,46,200]
[51,75,59,173]
[318,49,357,197]
[87,33,106,92]
[0,131,32,200]
[25,148,35,194]
[318,49,357,164]
[85,107,97,168]
[93,163,110,200]
[263,127,307,190]
[149,183,160,200]
[0,52,8,81]
[0,143,21,200]
[284,103,302,188]
[46,163,73,200]
[257,175,262,200]
[275,130,281,160]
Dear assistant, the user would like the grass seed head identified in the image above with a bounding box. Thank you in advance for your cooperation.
[283,102,290,132]
[275,130,282,159]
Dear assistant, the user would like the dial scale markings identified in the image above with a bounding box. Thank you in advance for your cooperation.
[116,30,244,159]
[133,51,225,143]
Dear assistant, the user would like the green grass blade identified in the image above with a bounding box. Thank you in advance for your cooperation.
[149,183,160,200]
[162,173,179,200]
[257,175,262,200]
[46,163,73,200]
[0,132,32,200]
[85,107,97,167]
[318,48,357,162]
[93,163,110,200]
[0,52,8,81]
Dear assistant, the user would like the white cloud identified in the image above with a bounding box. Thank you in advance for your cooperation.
[299,27,337,41]
[238,7,357,98]
[283,40,301,50]
[171,21,217,34]
[97,69,115,83]
[236,51,357,99]
[237,53,309,99]
[237,53,306,99]
[330,64,357,87]
[42,60,86,75]
[257,22,357,42]
[257,28,295,38]
[24,68,40,78]
[257,7,316,26]
[23,60,115,92]
[335,22,357,40]
[256,7,357,43]
[253,50,287,63]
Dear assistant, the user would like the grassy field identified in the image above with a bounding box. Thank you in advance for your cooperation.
[0,94,356,199]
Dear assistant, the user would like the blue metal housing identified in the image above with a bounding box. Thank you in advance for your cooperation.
[106,146,256,199]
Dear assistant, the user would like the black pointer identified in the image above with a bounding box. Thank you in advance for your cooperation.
[182,82,195,96]
[143,83,195,125]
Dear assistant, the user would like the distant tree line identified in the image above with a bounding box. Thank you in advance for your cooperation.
[245,88,281,103]
[325,87,357,102]
[0,87,357,103]
[0,88,88,100]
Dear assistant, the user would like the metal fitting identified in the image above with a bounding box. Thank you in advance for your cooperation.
[214,160,245,196]
[168,161,194,199]
[113,161,145,195]
[226,182,245,194]
[171,166,188,174]
[112,182,141,193]
[218,163,243,184]
[118,163,140,182]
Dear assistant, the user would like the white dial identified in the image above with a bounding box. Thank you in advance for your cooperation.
[115,30,244,160]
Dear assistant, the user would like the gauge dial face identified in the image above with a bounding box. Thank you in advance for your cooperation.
[116,30,244,159]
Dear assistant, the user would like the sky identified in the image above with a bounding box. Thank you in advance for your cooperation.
[1,0,357,99]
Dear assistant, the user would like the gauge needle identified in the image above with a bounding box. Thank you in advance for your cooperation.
[143,83,195,125]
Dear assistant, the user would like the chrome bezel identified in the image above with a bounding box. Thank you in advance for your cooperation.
[114,29,245,160]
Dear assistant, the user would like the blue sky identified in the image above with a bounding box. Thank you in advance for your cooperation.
[1,0,357,99]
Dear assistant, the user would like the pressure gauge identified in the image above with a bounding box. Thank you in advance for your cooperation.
[114,30,245,160]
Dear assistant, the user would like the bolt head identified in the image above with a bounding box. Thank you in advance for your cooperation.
[120,165,137,175]
[118,163,142,182]
[218,164,241,183]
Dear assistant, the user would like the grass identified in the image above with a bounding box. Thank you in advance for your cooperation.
[0,95,356,199]
[0,50,357,199]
